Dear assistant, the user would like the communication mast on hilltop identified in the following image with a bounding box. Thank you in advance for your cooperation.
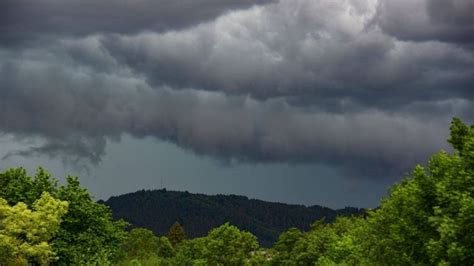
[160,177,165,190]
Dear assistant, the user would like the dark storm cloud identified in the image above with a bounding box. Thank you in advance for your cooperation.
[375,0,474,45]
[99,0,474,104]
[2,136,106,166]
[0,46,460,177]
[0,0,276,46]
[0,0,473,178]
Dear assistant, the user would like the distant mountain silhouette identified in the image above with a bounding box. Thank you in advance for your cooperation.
[102,189,364,247]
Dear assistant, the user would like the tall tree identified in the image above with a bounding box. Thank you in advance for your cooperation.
[167,221,187,247]
[361,117,474,265]
[270,118,474,265]
[52,176,128,265]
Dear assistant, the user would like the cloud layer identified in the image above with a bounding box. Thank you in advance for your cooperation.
[1,0,473,178]
[0,0,276,46]
[375,0,474,45]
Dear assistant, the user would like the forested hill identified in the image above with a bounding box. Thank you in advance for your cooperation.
[102,189,364,246]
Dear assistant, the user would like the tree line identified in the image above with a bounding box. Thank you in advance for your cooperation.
[0,117,472,265]
[103,185,364,247]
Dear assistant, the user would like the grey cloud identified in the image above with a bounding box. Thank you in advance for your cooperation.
[0,0,276,47]
[0,47,459,177]
[98,0,474,106]
[2,136,106,166]
[1,0,473,179]
[4,0,473,107]
[375,0,474,45]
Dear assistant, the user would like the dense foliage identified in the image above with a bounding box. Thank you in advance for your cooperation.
[267,117,474,265]
[0,192,68,265]
[118,223,259,265]
[103,188,363,247]
[118,227,175,265]
[358,117,474,265]
[0,168,127,265]
[0,117,472,265]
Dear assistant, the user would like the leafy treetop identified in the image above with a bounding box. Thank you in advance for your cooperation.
[0,192,68,265]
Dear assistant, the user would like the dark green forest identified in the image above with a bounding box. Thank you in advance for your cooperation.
[0,117,473,265]
[102,189,363,247]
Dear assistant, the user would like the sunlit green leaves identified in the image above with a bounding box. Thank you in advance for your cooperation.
[0,192,68,265]
[0,168,128,265]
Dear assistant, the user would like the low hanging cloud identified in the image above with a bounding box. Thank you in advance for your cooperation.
[1,0,473,178]
[0,46,463,177]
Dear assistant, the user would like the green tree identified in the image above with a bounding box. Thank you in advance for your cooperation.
[447,117,470,154]
[246,250,272,266]
[174,237,207,265]
[157,236,175,258]
[167,221,187,247]
[0,168,128,265]
[314,217,367,265]
[360,117,474,265]
[118,229,176,265]
[173,223,259,265]
[289,219,348,265]
[269,117,473,265]
[52,176,128,264]
[204,223,259,265]
[121,228,159,260]
[0,192,68,265]
[271,227,302,264]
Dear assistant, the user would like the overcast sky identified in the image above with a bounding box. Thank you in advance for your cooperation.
[1,0,473,208]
